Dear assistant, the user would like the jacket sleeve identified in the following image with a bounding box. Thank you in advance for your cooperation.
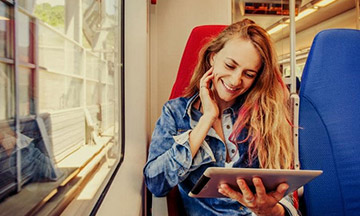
[249,194,301,216]
[278,194,301,216]
[143,102,215,197]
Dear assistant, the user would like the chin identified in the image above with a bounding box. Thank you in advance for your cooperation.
[217,93,238,104]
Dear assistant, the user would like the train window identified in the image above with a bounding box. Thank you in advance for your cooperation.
[0,2,11,59]
[0,0,124,215]
[0,63,14,120]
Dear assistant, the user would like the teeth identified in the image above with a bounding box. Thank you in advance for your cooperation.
[223,81,237,91]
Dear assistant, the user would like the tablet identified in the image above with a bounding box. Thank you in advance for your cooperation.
[189,167,322,198]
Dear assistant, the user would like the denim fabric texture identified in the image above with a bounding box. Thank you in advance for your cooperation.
[144,94,298,216]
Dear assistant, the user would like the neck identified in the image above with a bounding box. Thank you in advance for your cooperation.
[213,91,234,113]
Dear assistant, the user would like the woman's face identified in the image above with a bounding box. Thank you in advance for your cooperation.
[211,37,262,109]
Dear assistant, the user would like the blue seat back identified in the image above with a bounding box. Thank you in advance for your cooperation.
[299,29,360,216]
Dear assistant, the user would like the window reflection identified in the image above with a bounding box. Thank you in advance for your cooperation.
[18,67,34,116]
[0,63,14,120]
[38,24,66,73]
[0,0,122,214]
[18,12,31,63]
[0,1,11,58]
[0,120,16,202]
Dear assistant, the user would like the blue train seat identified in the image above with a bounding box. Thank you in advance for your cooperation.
[299,29,360,215]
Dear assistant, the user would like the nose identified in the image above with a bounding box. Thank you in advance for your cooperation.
[230,70,243,87]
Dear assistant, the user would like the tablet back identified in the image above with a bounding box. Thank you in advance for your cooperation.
[189,168,322,198]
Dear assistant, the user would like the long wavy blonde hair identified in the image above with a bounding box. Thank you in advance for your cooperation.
[184,19,293,169]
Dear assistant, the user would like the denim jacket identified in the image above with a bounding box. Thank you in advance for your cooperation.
[144,94,299,216]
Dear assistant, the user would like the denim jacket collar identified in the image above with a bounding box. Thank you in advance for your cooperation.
[183,93,198,118]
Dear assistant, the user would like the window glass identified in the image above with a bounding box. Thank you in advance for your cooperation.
[86,51,102,80]
[38,69,83,111]
[38,69,66,111]
[38,24,66,73]
[0,63,14,120]
[282,62,306,81]
[18,67,33,116]
[18,12,31,63]
[0,0,123,215]
[86,80,99,106]
[33,0,65,33]
[0,1,11,58]
[65,40,83,76]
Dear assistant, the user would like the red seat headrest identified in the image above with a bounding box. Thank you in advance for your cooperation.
[169,25,227,100]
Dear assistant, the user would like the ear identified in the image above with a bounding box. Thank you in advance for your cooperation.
[209,52,217,66]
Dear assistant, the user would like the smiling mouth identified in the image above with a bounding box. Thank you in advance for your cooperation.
[221,79,240,92]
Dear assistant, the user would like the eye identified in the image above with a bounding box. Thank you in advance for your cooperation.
[225,63,235,70]
[245,72,256,79]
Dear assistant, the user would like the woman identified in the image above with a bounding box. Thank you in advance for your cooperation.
[144,19,298,216]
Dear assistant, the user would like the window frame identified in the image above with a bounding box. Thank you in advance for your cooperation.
[89,0,125,213]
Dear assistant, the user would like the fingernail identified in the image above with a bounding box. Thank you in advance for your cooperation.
[283,185,289,191]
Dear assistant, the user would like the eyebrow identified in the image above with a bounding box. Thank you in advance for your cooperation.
[226,57,258,73]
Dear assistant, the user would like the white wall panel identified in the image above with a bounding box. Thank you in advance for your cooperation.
[149,0,232,133]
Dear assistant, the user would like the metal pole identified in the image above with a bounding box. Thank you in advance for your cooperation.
[290,0,296,94]
[289,0,300,174]
[14,0,22,192]
[34,19,39,115]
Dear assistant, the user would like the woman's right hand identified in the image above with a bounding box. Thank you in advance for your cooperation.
[199,67,219,123]
[188,67,219,158]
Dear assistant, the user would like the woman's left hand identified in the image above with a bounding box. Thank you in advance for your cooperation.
[218,177,289,216]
